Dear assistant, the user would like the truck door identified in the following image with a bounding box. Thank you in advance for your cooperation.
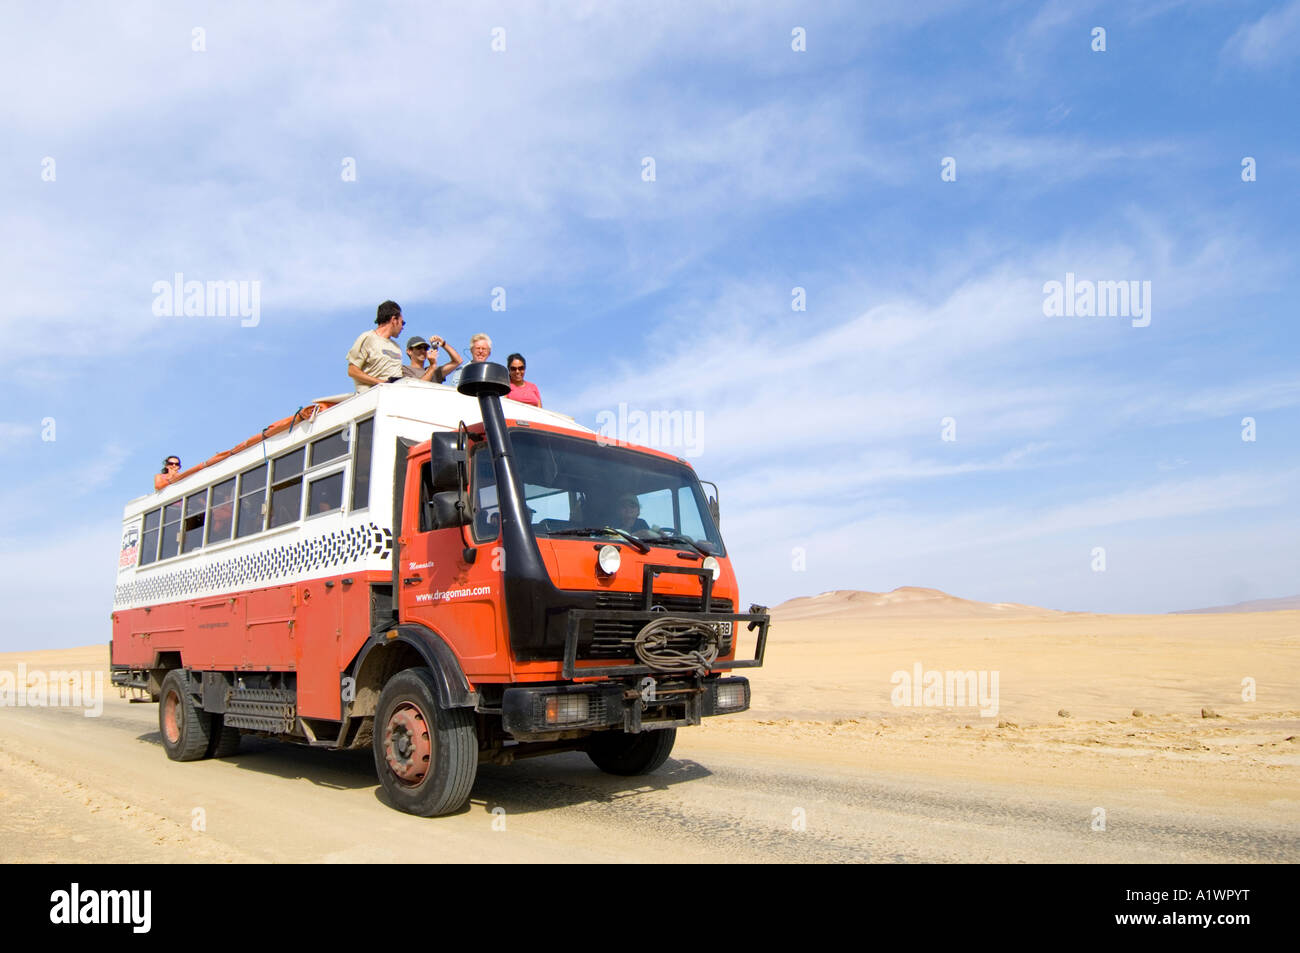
[398,451,507,679]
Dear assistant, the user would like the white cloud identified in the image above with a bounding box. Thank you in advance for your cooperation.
[0,1,909,377]
[0,520,121,653]
[1224,0,1300,68]
[0,422,38,451]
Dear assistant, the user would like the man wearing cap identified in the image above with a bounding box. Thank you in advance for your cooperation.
[402,334,464,383]
[346,300,406,393]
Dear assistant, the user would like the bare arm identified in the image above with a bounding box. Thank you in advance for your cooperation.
[348,363,386,387]
[433,339,463,381]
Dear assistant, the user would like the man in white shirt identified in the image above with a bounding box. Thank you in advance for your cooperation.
[347,301,406,392]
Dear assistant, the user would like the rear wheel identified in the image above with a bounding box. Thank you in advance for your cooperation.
[373,668,478,817]
[159,669,213,761]
[207,718,242,758]
[587,728,676,775]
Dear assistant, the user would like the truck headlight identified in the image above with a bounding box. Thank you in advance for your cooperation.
[597,544,621,576]
[702,555,721,580]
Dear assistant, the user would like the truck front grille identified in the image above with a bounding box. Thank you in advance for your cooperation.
[582,594,734,659]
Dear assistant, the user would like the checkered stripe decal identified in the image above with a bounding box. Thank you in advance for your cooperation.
[114,522,392,607]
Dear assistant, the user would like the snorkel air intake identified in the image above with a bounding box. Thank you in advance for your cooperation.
[457,361,555,652]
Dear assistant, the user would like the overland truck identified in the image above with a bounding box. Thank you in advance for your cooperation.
[111,363,769,816]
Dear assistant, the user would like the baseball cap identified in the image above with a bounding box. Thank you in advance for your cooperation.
[405,336,429,350]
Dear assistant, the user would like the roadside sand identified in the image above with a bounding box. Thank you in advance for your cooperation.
[1,607,1296,861]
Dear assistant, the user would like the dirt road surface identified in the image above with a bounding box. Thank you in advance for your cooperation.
[2,611,1297,863]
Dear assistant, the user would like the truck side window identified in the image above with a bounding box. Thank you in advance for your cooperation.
[139,508,161,566]
[182,490,207,553]
[472,448,499,542]
[310,430,348,466]
[308,471,344,516]
[351,417,373,511]
[236,464,268,538]
[159,500,182,560]
[269,448,305,529]
[207,478,235,544]
[418,462,435,532]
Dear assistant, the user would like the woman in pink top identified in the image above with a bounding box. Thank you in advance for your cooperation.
[506,353,541,407]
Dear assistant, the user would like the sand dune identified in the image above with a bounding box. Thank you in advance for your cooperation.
[1170,594,1300,614]
[772,586,1064,620]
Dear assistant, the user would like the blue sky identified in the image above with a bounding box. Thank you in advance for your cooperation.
[1,1,1297,651]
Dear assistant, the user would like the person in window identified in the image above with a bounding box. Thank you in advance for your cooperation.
[612,494,649,532]
[505,353,542,407]
[209,498,234,539]
[154,456,182,491]
[403,335,463,383]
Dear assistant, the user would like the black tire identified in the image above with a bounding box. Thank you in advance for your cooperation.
[207,718,242,758]
[373,668,478,817]
[586,728,676,776]
[159,669,213,761]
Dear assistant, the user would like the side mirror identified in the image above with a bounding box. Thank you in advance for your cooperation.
[701,480,720,527]
[428,490,466,529]
[429,432,464,493]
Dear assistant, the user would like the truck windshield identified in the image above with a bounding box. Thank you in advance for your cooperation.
[472,430,723,554]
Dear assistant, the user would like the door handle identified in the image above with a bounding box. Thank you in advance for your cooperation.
[403,576,423,586]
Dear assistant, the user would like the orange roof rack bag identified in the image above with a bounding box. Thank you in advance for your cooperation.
[152,399,340,491]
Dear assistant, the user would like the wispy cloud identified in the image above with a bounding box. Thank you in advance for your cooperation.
[0,422,38,450]
[1223,0,1300,68]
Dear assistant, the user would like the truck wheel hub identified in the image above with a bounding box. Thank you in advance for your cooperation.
[163,691,181,744]
[383,704,431,784]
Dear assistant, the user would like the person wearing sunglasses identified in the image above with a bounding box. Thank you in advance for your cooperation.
[346,300,406,392]
[505,353,541,407]
[154,455,182,491]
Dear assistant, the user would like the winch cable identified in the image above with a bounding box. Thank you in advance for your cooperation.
[634,617,720,676]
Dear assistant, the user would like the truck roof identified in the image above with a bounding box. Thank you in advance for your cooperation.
[123,378,591,516]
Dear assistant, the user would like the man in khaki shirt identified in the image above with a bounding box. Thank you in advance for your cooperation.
[347,301,406,392]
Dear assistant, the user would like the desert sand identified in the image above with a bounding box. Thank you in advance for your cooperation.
[1,590,1297,863]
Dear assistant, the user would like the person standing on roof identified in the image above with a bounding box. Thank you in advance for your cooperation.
[346,301,406,392]
[505,353,542,407]
[468,333,492,362]
[446,332,493,385]
[403,334,463,383]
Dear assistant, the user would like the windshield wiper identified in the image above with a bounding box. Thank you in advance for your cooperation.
[646,533,712,557]
[546,526,651,554]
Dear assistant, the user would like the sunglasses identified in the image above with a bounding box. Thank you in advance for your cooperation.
[509,365,525,371]
[166,460,181,467]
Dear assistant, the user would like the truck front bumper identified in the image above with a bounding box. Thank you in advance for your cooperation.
[501,676,750,737]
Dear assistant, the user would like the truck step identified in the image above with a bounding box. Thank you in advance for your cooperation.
[224,688,296,734]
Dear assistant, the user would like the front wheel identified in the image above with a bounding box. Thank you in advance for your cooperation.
[373,668,478,817]
[586,728,676,775]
